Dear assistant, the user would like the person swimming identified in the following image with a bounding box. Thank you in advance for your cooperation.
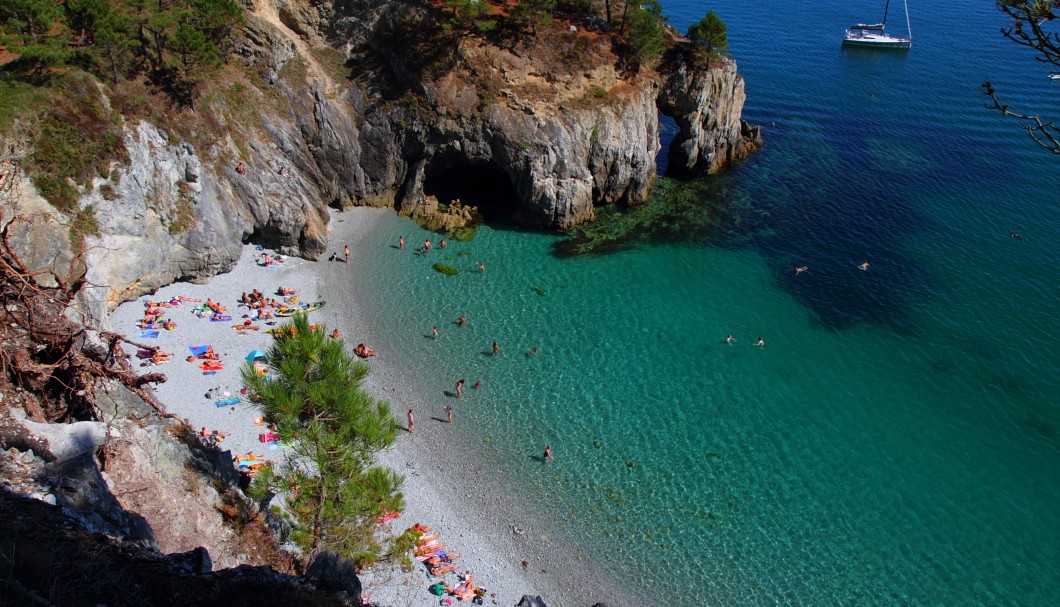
[858,260,871,271]
[795,265,809,275]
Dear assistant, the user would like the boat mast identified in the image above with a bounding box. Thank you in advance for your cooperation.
[881,0,890,27]
[904,0,912,42]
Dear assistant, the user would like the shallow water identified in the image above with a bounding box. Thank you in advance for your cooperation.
[346,0,1060,604]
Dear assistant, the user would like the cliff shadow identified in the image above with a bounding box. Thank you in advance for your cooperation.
[421,153,520,224]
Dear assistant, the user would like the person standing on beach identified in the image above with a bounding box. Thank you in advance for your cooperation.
[407,409,415,433]
[444,404,453,423]
[344,245,350,264]
[543,445,554,461]
[455,379,464,398]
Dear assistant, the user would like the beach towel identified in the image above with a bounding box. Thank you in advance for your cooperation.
[199,361,224,371]
[189,345,208,357]
[258,432,279,443]
[139,330,160,338]
[202,371,217,376]
[210,315,233,322]
[136,349,154,359]
[215,397,240,407]
[376,511,400,524]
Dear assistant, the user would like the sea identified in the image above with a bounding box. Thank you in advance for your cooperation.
[348,1,1060,605]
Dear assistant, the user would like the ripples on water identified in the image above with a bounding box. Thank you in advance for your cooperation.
[352,1,1060,604]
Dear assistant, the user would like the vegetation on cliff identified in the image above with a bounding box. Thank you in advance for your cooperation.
[242,314,404,567]
[0,0,242,106]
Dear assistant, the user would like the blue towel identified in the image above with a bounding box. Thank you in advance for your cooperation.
[189,345,208,356]
[209,315,232,322]
[139,330,160,338]
[215,397,240,407]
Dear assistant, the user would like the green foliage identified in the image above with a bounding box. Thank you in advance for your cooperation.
[243,315,403,563]
[0,76,52,133]
[442,0,497,34]
[28,75,127,211]
[618,0,666,72]
[512,0,556,36]
[69,205,100,242]
[687,10,728,55]
[432,262,459,276]
[0,0,242,107]
[168,198,196,235]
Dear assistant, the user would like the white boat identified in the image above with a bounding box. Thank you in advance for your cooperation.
[844,0,912,49]
[1049,72,1060,80]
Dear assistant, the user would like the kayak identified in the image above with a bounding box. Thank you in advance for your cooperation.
[275,301,326,317]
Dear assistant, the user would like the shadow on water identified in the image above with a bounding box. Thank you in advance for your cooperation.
[556,112,943,333]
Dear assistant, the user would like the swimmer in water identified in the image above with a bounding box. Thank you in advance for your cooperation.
[1010,232,1025,241]
[858,261,870,271]
[795,265,809,275]
[755,337,765,347]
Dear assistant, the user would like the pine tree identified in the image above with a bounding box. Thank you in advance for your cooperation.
[243,314,403,563]
[687,10,728,55]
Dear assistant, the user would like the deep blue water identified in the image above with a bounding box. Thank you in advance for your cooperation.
[351,1,1060,604]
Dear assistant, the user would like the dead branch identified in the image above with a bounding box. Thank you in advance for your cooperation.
[0,206,185,425]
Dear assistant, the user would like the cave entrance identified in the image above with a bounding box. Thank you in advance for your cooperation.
[656,114,680,176]
[422,156,519,224]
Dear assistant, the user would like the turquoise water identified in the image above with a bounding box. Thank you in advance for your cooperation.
[350,1,1060,605]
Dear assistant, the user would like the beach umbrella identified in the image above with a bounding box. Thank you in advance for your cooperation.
[246,350,266,361]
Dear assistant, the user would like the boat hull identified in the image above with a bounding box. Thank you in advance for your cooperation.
[842,32,911,49]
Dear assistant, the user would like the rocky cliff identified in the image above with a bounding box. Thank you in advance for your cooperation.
[16,0,761,318]
[0,2,761,601]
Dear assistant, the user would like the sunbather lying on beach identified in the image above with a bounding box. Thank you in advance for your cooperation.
[200,427,230,440]
[277,287,300,295]
[354,344,376,358]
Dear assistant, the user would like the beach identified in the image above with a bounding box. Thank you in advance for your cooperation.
[109,207,636,607]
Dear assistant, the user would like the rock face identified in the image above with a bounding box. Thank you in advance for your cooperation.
[19,0,759,318]
[659,50,764,177]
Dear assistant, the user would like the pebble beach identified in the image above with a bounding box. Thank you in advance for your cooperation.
[109,207,635,607]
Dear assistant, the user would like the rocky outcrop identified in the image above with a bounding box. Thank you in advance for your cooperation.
[13,0,759,318]
[658,49,764,177]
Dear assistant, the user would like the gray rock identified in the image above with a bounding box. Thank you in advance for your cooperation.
[168,546,213,575]
[658,49,763,177]
[306,550,363,599]
[21,0,759,317]
[6,408,106,462]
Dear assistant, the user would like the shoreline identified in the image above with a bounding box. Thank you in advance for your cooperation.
[109,207,638,607]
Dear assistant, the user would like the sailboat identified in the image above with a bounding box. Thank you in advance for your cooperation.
[843,0,912,49]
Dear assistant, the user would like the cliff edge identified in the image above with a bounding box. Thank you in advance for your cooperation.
[6,0,760,318]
